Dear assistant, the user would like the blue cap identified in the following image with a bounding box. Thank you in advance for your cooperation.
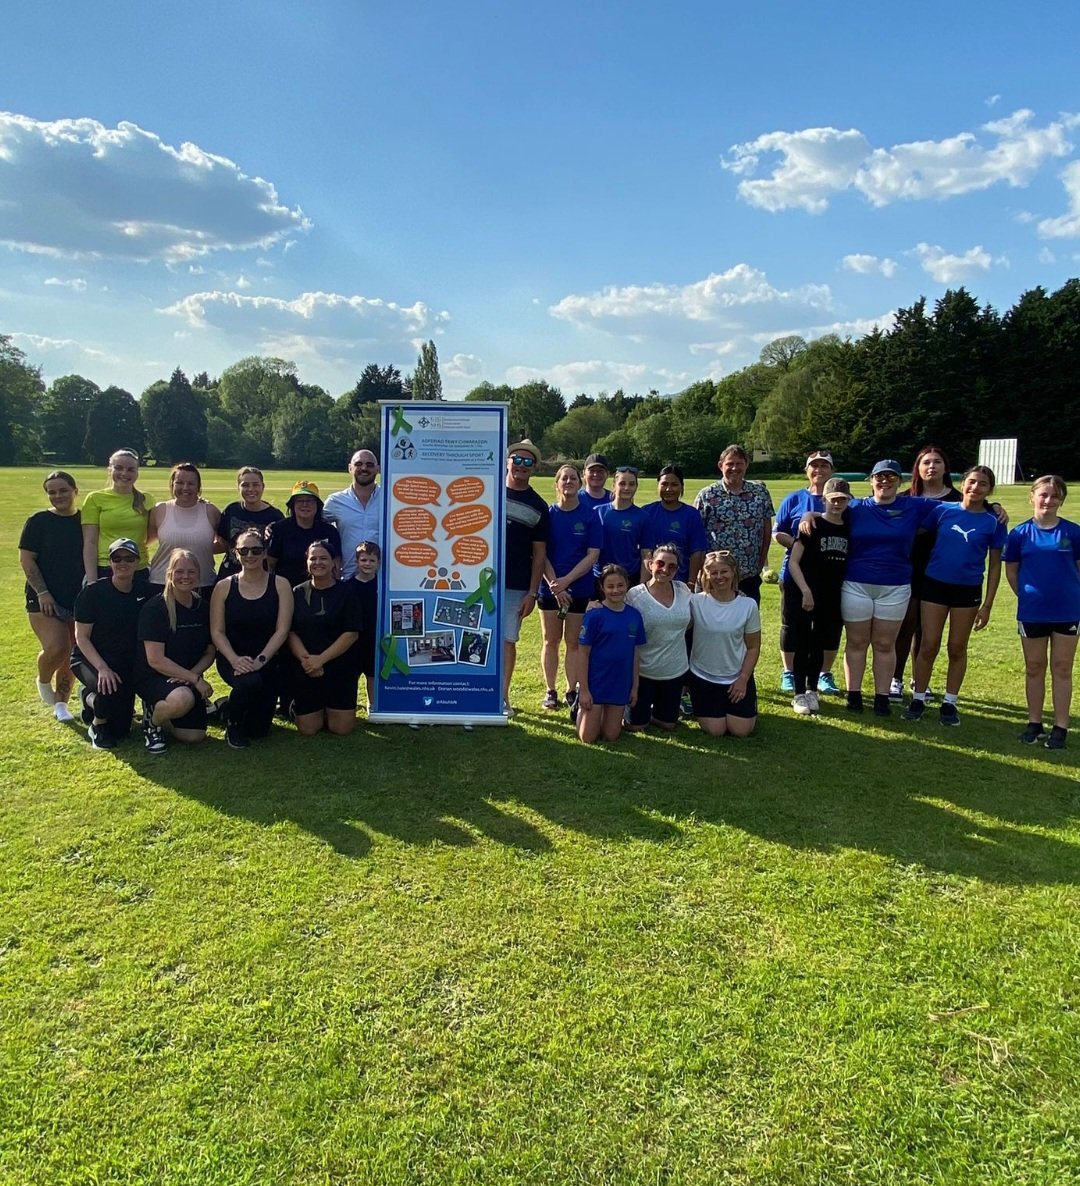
[870,459,903,478]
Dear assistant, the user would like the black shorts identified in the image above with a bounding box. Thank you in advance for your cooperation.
[290,662,359,716]
[25,591,74,620]
[537,592,590,615]
[1018,620,1080,639]
[626,672,687,727]
[137,675,208,731]
[687,671,758,720]
[921,576,982,609]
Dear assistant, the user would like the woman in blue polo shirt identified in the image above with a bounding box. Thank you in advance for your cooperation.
[594,467,653,587]
[1004,475,1080,750]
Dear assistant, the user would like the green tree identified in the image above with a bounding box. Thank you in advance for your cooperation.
[0,334,44,464]
[409,340,443,402]
[510,381,565,441]
[273,387,339,468]
[543,403,620,458]
[218,357,299,459]
[140,368,208,463]
[40,374,100,462]
[464,381,514,403]
[83,385,144,465]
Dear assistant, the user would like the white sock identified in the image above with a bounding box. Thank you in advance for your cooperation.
[36,679,56,705]
[54,703,74,722]
[944,692,959,705]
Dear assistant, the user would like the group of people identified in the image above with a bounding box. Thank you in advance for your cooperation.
[20,451,383,752]
[503,442,1080,750]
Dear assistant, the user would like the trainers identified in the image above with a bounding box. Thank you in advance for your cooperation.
[680,695,694,719]
[79,686,95,725]
[817,672,841,696]
[792,693,812,715]
[1018,722,1046,744]
[88,723,116,750]
[143,720,167,754]
[1045,726,1068,750]
[902,699,926,722]
[543,689,559,710]
[889,678,904,702]
[804,690,820,713]
[939,702,960,727]
[564,688,578,708]
[569,699,579,726]
[873,693,891,717]
[846,690,864,713]
[780,670,796,693]
[226,724,250,749]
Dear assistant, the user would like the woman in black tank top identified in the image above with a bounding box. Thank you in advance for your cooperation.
[209,528,294,747]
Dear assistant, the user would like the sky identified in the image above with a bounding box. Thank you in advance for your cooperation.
[3,1,1079,402]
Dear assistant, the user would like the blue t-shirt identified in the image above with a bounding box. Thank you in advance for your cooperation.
[1003,518,1080,621]
[547,501,603,598]
[594,503,654,577]
[774,489,824,582]
[642,501,710,583]
[925,503,1007,586]
[579,603,647,704]
[581,489,612,510]
[846,497,939,585]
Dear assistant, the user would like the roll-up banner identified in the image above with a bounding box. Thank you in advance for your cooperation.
[372,401,508,726]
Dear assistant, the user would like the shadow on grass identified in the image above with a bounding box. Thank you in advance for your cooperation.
[117,702,1080,884]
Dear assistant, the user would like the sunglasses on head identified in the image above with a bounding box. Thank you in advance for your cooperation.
[237,545,265,557]
[615,466,639,475]
[510,454,536,468]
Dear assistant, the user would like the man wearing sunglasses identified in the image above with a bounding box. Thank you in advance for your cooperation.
[324,449,382,579]
[503,439,549,712]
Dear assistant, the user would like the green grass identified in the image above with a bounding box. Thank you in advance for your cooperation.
[2,467,1079,1185]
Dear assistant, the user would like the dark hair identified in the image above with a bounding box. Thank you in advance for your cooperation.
[719,444,749,464]
[355,540,382,560]
[961,465,996,497]
[170,461,202,494]
[236,466,265,483]
[597,564,631,598]
[658,464,684,484]
[907,444,953,496]
[43,470,77,491]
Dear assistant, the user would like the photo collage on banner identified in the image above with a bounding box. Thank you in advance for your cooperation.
[373,401,508,725]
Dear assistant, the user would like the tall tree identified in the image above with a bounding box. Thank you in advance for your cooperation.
[0,334,44,464]
[409,340,443,402]
[40,374,100,462]
[273,387,339,468]
[140,368,208,463]
[510,380,565,441]
[84,385,144,465]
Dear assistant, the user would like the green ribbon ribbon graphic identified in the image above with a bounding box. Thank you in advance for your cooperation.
[463,567,497,614]
[390,405,413,435]
[379,635,409,680]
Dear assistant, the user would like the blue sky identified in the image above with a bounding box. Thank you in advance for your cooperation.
[3,1,1079,400]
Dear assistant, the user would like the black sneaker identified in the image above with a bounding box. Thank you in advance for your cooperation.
[902,699,926,722]
[143,720,167,754]
[939,702,960,727]
[564,688,578,709]
[226,724,250,749]
[79,686,96,725]
[569,699,579,726]
[1045,726,1068,750]
[543,689,559,710]
[1018,722,1046,744]
[846,690,864,713]
[873,693,891,717]
[88,723,116,750]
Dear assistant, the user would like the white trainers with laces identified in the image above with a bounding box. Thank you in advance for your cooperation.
[792,693,812,715]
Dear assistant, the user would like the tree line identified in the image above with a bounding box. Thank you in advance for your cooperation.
[2,281,1078,475]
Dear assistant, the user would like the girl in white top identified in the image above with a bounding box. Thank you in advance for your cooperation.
[625,543,692,731]
[688,550,761,737]
[148,462,221,592]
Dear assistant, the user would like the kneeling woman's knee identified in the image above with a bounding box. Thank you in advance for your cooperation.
[727,716,756,738]
[167,686,196,714]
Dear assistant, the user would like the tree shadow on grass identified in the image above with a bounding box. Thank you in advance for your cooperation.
[122,702,1080,884]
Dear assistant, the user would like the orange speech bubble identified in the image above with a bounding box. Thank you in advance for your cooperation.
[451,535,489,565]
[447,475,485,505]
[443,503,492,538]
[395,542,438,567]
[394,506,437,542]
[393,476,442,506]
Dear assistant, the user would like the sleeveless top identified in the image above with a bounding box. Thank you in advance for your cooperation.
[223,574,281,659]
[149,501,217,587]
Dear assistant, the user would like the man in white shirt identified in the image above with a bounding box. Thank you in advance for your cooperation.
[323,450,383,578]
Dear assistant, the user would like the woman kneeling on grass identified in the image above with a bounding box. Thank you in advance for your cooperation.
[1003,475,1080,750]
[576,564,647,744]
[687,550,760,737]
[624,544,691,731]
[136,550,215,754]
[902,466,1006,728]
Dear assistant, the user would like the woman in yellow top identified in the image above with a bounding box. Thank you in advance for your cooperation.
[81,449,154,585]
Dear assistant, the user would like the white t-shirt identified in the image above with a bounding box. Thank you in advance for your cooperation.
[626,581,692,680]
[688,592,761,683]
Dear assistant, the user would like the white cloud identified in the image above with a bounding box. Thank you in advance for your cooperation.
[43,276,88,291]
[911,242,994,283]
[9,331,114,369]
[841,253,897,279]
[986,94,1002,108]
[1038,247,1057,264]
[443,352,483,379]
[0,111,310,261]
[505,360,690,395]
[235,274,253,290]
[722,109,1077,212]
[1037,160,1080,239]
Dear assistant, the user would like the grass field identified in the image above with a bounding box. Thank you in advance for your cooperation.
[2,465,1078,1185]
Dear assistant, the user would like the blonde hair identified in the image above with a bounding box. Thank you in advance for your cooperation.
[107,449,147,516]
[1030,474,1067,503]
[701,549,741,597]
[163,549,201,631]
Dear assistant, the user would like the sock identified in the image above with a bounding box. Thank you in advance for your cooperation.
[911,690,927,703]
[943,692,959,705]
[36,679,56,705]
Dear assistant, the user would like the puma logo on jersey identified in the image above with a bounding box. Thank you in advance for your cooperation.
[950,523,976,543]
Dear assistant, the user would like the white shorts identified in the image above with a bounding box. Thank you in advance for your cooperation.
[841,580,911,623]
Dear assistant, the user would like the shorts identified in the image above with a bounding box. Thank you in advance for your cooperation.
[920,576,982,609]
[25,591,74,620]
[841,581,910,623]
[687,671,758,720]
[1018,620,1080,639]
[289,662,359,716]
[503,588,531,643]
[137,675,209,731]
[537,592,590,615]
[626,672,687,727]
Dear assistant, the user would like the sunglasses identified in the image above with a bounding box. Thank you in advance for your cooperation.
[615,466,639,475]
[510,455,536,468]
[237,546,266,557]
[111,554,138,563]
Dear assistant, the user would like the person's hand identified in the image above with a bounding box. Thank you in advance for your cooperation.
[797,512,817,537]
[519,592,537,621]
[195,676,213,701]
[991,503,1009,526]
[300,653,322,676]
[729,675,748,703]
[232,655,259,675]
[546,576,562,596]
[974,604,992,631]
[628,687,638,708]
[97,666,121,695]
[577,689,593,713]
[38,591,57,617]
[801,590,815,612]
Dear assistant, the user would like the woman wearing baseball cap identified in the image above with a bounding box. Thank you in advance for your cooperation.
[265,480,342,588]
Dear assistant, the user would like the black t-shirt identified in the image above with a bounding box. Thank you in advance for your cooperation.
[902,487,962,577]
[505,484,550,591]
[216,502,285,577]
[267,518,342,588]
[19,510,83,610]
[291,580,363,658]
[136,593,212,681]
[72,577,149,676]
[796,517,850,597]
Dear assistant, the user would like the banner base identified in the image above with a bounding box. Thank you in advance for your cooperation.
[367,713,509,727]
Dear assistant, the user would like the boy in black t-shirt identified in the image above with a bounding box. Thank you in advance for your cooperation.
[352,540,381,710]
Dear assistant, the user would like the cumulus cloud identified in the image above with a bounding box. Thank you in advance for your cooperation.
[0,111,310,261]
[841,253,898,278]
[911,242,994,283]
[43,276,88,291]
[505,360,690,394]
[1037,160,1080,238]
[9,331,113,365]
[443,352,483,379]
[722,109,1077,212]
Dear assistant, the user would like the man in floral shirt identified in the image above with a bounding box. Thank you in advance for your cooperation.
[693,444,775,603]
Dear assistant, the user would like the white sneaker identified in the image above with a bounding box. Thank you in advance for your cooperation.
[889,678,904,701]
[804,690,820,713]
[792,693,812,715]
[54,702,74,722]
